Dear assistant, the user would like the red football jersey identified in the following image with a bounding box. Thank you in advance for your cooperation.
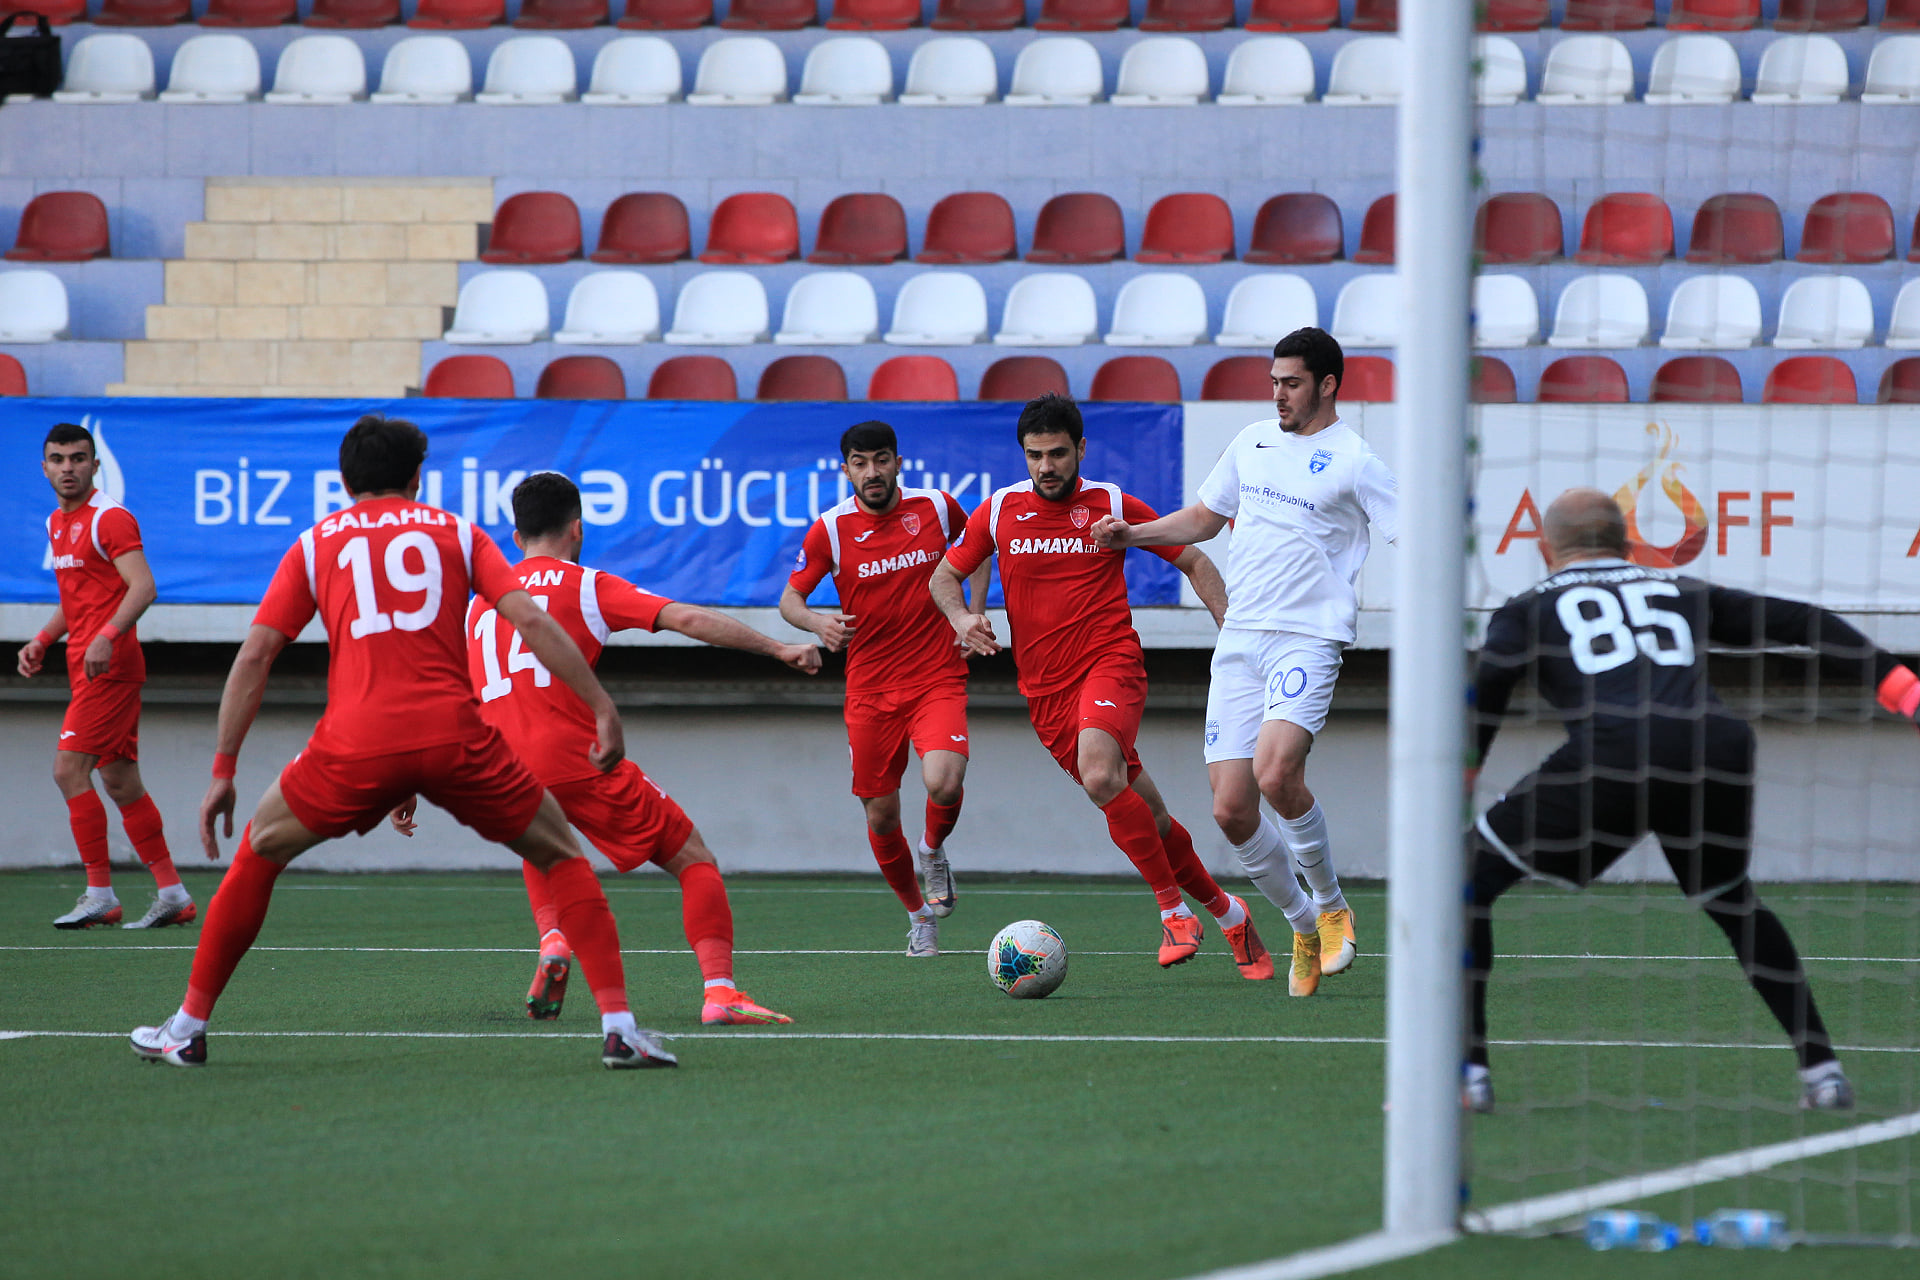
[944,478,1181,697]
[253,496,519,758]
[788,487,969,693]
[467,555,670,786]
[47,491,145,685]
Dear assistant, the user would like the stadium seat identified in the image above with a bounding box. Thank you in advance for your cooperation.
[775,272,881,344]
[305,0,402,26]
[663,271,770,343]
[1651,355,1743,402]
[1246,194,1341,264]
[481,192,582,263]
[1201,356,1273,400]
[1536,34,1634,103]
[1471,356,1517,403]
[1797,193,1893,263]
[444,271,550,343]
[1341,355,1395,401]
[900,36,999,103]
[1472,274,1540,348]
[794,36,895,104]
[1686,193,1784,264]
[1353,194,1397,264]
[265,35,368,102]
[409,0,504,27]
[721,0,815,29]
[1035,0,1128,30]
[1763,356,1856,403]
[4,0,83,21]
[1330,274,1400,347]
[1324,37,1403,104]
[52,35,156,102]
[202,0,299,27]
[701,193,800,263]
[1141,0,1232,33]
[6,193,110,263]
[1027,193,1125,264]
[1246,0,1336,29]
[917,193,1017,263]
[1537,355,1629,401]
[1666,0,1758,29]
[0,270,68,342]
[424,354,515,397]
[808,194,907,264]
[476,35,578,102]
[616,0,711,27]
[537,356,627,399]
[885,272,990,344]
[1349,0,1395,30]
[930,0,1023,29]
[1137,194,1234,264]
[1560,0,1652,28]
[94,0,190,25]
[1480,0,1547,30]
[1105,274,1208,346]
[1217,36,1315,104]
[554,271,662,343]
[994,274,1099,346]
[1887,280,1920,348]
[757,354,848,399]
[1474,36,1529,105]
[980,356,1070,400]
[1751,34,1849,103]
[1888,0,1920,26]
[1546,275,1650,347]
[1474,192,1563,265]
[869,355,959,400]
[1861,35,1920,102]
[582,34,683,102]
[649,355,738,399]
[828,0,920,28]
[159,35,262,102]
[370,35,473,101]
[1573,192,1674,265]
[515,0,608,28]
[1659,274,1763,349]
[1090,356,1181,402]
[1006,37,1105,104]
[591,193,690,262]
[1877,358,1920,404]
[1112,36,1210,105]
[688,36,789,103]
[0,353,26,395]
[1216,274,1317,346]
[1644,35,1741,103]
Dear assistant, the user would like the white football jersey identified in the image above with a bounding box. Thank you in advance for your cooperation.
[1196,417,1398,643]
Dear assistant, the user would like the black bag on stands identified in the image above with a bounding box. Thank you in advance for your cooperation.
[0,13,61,101]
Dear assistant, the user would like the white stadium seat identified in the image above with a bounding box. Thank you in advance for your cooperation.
[1861,35,1920,104]
[900,36,999,106]
[884,272,989,345]
[51,34,155,103]
[774,272,881,344]
[1772,275,1873,349]
[370,36,473,104]
[1104,274,1208,346]
[266,35,367,105]
[1547,274,1650,347]
[1537,35,1633,105]
[1216,275,1317,347]
[794,36,894,105]
[1005,37,1104,106]
[1751,34,1850,105]
[1217,37,1315,106]
[1659,274,1763,350]
[0,270,70,343]
[1644,35,1740,105]
[1330,274,1401,346]
[582,36,682,105]
[1886,280,1920,349]
[994,274,1099,346]
[1323,36,1402,106]
[664,271,771,344]
[159,34,261,104]
[1111,37,1210,106]
[554,272,661,345]
[1474,35,1528,106]
[443,271,550,344]
[476,36,577,105]
[1472,273,1540,348]
[687,37,788,106]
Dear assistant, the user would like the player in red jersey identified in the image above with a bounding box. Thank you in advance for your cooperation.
[18,423,193,931]
[390,471,817,1026]
[931,395,1274,979]
[130,416,673,1070]
[779,421,986,957]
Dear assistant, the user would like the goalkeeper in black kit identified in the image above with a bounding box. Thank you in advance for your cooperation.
[1465,488,1920,1115]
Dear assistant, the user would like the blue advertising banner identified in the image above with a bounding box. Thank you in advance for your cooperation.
[0,399,1185,609]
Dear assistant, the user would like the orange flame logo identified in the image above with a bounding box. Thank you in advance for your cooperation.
[1614,423,1708,568]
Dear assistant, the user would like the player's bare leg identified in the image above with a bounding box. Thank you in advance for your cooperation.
[916,749,966,917]
[1209,755,1322,994]
[1253,720,1352,974]
[1076,730,1207,967]
[1130,769,1271,979]
[50,749,121,927]
[95,757,193,929]
[861,790,939,957]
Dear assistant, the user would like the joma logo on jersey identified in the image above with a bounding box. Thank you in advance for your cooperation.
[857,548,937,579]
[319,506,454,538]
[1008,536,1101,556]
[520,568,570,588]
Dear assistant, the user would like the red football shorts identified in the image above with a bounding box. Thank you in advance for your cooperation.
[548,760,694,874]
[278,725,546,845]
[843,678,970,799]
[1025,661,1147,786]
[59,678,142,765]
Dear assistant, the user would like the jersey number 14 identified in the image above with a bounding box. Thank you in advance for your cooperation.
[1555,582,1696,675]
[473,599,552,702]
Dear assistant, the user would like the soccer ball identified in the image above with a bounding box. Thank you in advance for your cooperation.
[987,920,1068,999]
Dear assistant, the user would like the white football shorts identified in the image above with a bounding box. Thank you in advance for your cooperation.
[1203,627,1345,762]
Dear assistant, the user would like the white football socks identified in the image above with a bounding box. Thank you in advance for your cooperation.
[1232,817,1318,935]
[1281,802,1348,914]
[169,1008,206,1038]
[1160,904,1196,921]
[602,1010,637,1037]
[85,887,118,905]
[1215,896,1247,928]
[157,883,191,905]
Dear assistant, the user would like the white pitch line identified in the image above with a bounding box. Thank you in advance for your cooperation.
[1175,1230,1459,1280]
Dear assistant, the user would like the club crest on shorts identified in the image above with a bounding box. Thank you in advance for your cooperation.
[1205,719,1220,747]
[1070,505,1091,529]
[900,512,921,537]
[1309,449,1333,474]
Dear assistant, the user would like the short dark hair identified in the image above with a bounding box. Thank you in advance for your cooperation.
[1272,327,1345,394]
[512,471,582,541]
[840,420,897,459]
[43,423,94,454]
[338,414,428,495]
[1016,393,1083,445]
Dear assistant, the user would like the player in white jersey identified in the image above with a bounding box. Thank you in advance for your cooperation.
[1092,328,1397,997]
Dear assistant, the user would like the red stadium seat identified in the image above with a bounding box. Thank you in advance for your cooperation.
[1886,0,1920,27]
[701,193,800,264]
[720,0,815,28]
[1027,193,1126,265]
[515,0,609,27]
[1478,0,1547,29]
[0,354,27,396]
[1651,356,1743,403]
[869,355,959,401]
[616,0,712,25]
[649,355,738,400]
[1246,193,1343,265]
[591,193,691,264]
[537,356,627,399]
[980,356,1071,401]
[1136,194,1234,264]
[1090,356,1182,403]
[1667,0,1758,28]
[6,192,110,263]
[1573,192,1674,265]
[1353,194,1396,265]
[1877,358,1920,405]
[4,0,85,22]
[94,0,192,24]
[757,354,848,400]
[1538,355,1629,403]
[1685,193,1784,265]
[827,0,920,27]
[1140,0,1234,33]
[305,0,401,25]
[1349,0,1396,30]
[808,193,908,265]
[930,0,1023,28]
[1201,356,1274,402]
[1472,357,1517,403]
[917,192,1017,264]
[1035,0,1128,29]
[1244,0,1336,29]
[1774,0,1866,28]
[1341,356,1395,402]
[1796,193,1894,264]
[1559,0,1653,27]
[1763,356,1857,404]
[1474,192,1564,266]
[408,0,503,26]
[201,0,299,25]
[480,193,582,264]
[424,355,516,398]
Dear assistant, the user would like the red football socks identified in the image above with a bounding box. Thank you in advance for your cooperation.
[183,827,283,1020]
[1161,818,1231,917]
[923,793,963,851]
[675,861,735,986]
[67,792,111,889]
[1101,789,1183,912]
[119,793,182,890]
[541,856,630,1016]
[867,827,925,912]
[520,859,562,941]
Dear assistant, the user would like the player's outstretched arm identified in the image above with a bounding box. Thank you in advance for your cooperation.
[1708,586,1920,720]
[16,605,65,677]
[778,583,854,653]
[1172,546,1229,628]
[201,623,291,859]
[498,588,625,772]
[658,602,822,674]
[931,559,998,656]
[84,549,158,681]
[1092,501,1229,551]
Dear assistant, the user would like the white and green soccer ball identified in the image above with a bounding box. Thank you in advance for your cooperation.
[987,920,1068,999]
